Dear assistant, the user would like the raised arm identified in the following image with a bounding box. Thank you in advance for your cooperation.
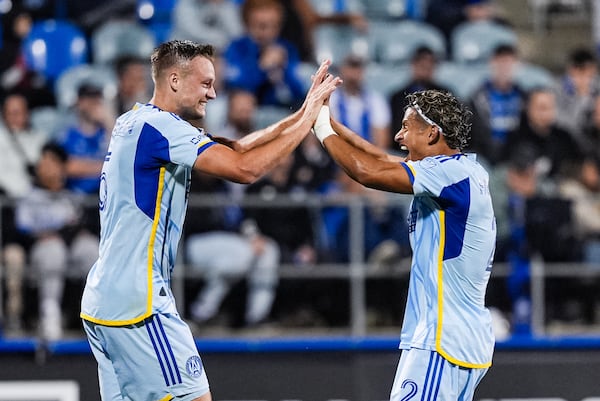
[233,106,305,153]
[194,61,341,184]
[207,108,304,153]
[315,106,413,194]
[330,116,403,163]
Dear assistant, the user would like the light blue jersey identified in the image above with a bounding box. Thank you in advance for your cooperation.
[81,103,216,326]
[399,153,496,368]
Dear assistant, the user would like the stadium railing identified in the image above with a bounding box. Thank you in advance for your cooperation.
[1,194,599,343]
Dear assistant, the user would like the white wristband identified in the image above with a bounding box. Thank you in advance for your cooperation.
[313,105,337,144]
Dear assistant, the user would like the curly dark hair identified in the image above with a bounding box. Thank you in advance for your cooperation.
[405,90,472,150]
[150,40,215,81]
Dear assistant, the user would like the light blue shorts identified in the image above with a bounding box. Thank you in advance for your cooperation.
[390,348,488,401]
[83,313,210,401]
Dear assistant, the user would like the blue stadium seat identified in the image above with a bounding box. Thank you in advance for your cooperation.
[137,0,176,42]
[22,20,88,81]
[54,64,118,109]
[91,20,156,65]
[451,21,518,64]
[369,20,446,65]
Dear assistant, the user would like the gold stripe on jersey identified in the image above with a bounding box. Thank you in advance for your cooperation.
[434,210,492,369]
[81,167,166,326]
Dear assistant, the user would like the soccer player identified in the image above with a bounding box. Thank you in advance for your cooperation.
[312,89,496,401]
[80,40,340,401]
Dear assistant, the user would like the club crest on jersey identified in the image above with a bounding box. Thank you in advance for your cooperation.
[186,355,203,378]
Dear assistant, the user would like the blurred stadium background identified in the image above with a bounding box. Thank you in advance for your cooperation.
[1,0,600,400]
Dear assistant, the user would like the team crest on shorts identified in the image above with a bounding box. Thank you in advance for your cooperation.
[186,355,203,378]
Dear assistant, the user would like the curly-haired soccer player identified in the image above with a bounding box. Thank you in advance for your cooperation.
[313,89,496,401]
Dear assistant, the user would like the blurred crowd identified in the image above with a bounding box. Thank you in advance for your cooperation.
[0,0,599,339]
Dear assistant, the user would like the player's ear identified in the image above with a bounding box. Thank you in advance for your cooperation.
[169,72,179,92]
[428,125,441,145]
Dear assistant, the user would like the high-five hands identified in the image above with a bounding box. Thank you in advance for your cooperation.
[303,60,342,124]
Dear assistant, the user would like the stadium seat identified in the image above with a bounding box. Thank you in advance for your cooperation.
[361,0,417,19]
[296,61,319,91]
[255,106,290,130]
[451,21,518,64]
[137,0,176,42]
[91,20,156,65]
[54,64,118,109]
[308,0,364,15]
[369,20,446,65]
[312,24,371,66]
[22,20,88,81]
[30,106,70,140]
[514,62,556,91]
[365,62,412,98]
[434,61,489,100]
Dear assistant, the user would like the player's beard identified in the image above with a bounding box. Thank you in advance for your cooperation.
[179,103,206,122]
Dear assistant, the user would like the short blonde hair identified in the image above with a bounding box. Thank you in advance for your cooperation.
[150,40,215,81]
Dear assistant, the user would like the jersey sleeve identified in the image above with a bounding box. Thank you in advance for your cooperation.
[407,157,450,198]
[145,113,216,168]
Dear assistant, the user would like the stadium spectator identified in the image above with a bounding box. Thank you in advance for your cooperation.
[0,7,56,108]
[0,92,46,198]
[0,91,48,334]
[499,145,547,334]
[556,158,600,324]
[558,158,600,264]
[186,229,280,328]
[555,48,600,145]
[14,143,99,340]
[245,153,317,265]
[113,55,151,116]
[57,83,112,194]
[290,134,337,192]
[318,169,409,264]
[503,87,583,179]
[468,43,526,166]
[329,54,392,149]
[184,89,282,328]
[581,94,600,165]
[223,0,307,108]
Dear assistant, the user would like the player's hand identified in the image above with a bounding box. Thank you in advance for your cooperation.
[303,63,342,122]
[304,60,334,101]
